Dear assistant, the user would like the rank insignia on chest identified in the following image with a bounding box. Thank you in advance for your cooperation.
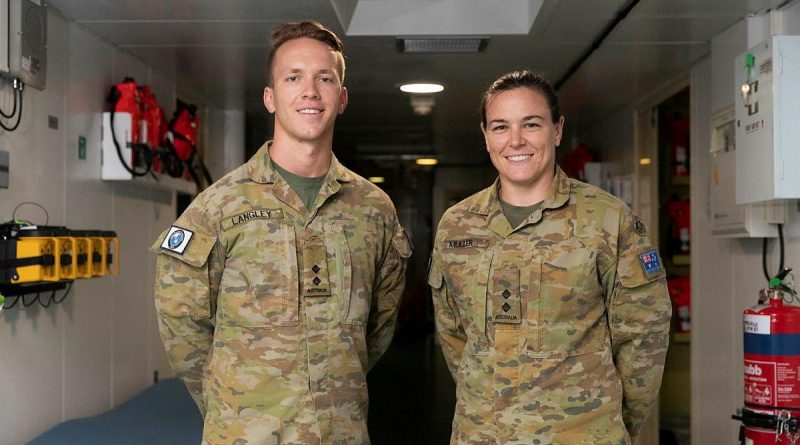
[160,225,194,255]
[638,249,663,277]
[443,237,490,251]
[302,236,331,297]
[491,267,521,325]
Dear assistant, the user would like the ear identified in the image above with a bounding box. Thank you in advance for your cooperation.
[264,87,275,114]
[554,115,565,147]
[338,86,349,114]
[480,122,490,152]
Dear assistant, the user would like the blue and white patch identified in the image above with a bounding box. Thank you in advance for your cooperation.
[161,225,194,255]
[638,249,663,277]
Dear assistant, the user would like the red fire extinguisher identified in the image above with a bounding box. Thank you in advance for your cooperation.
[667,199,691,255]
[736,268,800,444]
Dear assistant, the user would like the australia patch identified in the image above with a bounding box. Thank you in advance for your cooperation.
[160,225,194,255]
[638,249,663,277]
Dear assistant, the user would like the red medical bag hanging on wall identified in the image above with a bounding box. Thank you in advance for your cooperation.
[667,276,691,334]
[167,101,213,189]
[666,199,691,255]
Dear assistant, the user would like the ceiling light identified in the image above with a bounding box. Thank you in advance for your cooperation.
[400,83,444,94]
[416,158,438,166]
[368,176,385,184]
[409,95,435,115]
[639,158,652,165]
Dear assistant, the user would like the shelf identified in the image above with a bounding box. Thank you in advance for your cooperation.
[673,332,691,344]
[103,172,198,195]
[672,255,690,266]
[672,176,690,186]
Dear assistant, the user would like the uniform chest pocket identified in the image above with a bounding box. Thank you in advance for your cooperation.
[528,240,607,356]
[218,220,299,327]
[325,220,361,325]
[442,248,493,353]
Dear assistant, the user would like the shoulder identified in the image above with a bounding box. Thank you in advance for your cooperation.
[434,187,491,242]
[342,167,397,210]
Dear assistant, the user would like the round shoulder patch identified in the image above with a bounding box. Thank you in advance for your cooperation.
[632,215,648,236]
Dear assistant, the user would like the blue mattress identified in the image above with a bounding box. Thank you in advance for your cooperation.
[28,379,203,445]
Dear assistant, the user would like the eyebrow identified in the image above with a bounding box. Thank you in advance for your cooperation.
[487,115,545,125]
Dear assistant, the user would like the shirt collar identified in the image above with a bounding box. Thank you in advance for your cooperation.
[246,141,353,184]
[469,165,571,216]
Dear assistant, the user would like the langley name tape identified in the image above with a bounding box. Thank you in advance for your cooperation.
[161,226,194,255]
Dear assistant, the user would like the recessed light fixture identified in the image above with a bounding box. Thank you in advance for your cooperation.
[400,83,444,94]
[416,158,439,166]
[368,176,386,184]
[639,158,652,165]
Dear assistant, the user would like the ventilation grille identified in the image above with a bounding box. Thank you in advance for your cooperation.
[397,38,488,53]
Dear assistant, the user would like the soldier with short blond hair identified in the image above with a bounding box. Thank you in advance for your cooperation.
[429,70,671,444]
[152,21,411,444]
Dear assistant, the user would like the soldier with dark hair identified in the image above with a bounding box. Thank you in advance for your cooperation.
[152,21,411,444]
[429,70,671,444]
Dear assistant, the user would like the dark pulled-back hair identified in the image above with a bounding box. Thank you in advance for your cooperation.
[480,70,561,126]
[267,21,345,85]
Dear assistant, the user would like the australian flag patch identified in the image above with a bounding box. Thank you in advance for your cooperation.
[638,249,663,277]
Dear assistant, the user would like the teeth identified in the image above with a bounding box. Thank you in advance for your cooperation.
[299,109,321,114]
[507,155,531,161]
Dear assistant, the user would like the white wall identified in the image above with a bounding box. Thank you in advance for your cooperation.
[691,5,800,444]
[575,4,800,444]
[0,10,200,444]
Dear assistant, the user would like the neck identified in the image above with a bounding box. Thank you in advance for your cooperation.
[498,173,554,206]
[269,135,333,177]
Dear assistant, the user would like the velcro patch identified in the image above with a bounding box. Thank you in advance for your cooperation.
[638,249,663,277]
[160,226,194,255]
[222,208,284,231]
[443,238,489,251]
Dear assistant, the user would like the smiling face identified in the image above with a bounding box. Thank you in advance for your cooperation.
[264,37,348,148]
[481,86,564,203]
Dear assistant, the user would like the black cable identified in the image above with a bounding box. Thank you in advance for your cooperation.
[763,237,770,282]
[778,223,784,273]
[12,201,49,226]
[4,295,20,309]
[38,290,55,308]
[22,292,38,307]
[0,81,18,118]
[52,281,72,304]
[0,84,23,132]
[109,107,150,177]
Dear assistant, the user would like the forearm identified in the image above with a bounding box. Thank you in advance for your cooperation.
[612,330,669,439]
[157,312,214,415]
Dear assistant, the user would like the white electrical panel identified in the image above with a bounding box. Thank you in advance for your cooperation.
[5,0,46,89]
[734,36,800,204]
[0,0,9,74]
[710,107,787,238]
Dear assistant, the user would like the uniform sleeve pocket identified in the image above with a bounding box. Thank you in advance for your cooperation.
[391,225,413,259]
[618,247,666,288]
[427,256,443,289]
[150,228,216,268]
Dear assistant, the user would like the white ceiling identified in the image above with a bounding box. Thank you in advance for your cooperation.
[49,0,787,162]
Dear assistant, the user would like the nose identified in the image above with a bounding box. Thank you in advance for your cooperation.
[509,125,525,149]
[302,78,320,99]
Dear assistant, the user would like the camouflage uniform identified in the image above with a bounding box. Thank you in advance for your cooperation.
[151,142,411,445]
[428,167,670,445]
